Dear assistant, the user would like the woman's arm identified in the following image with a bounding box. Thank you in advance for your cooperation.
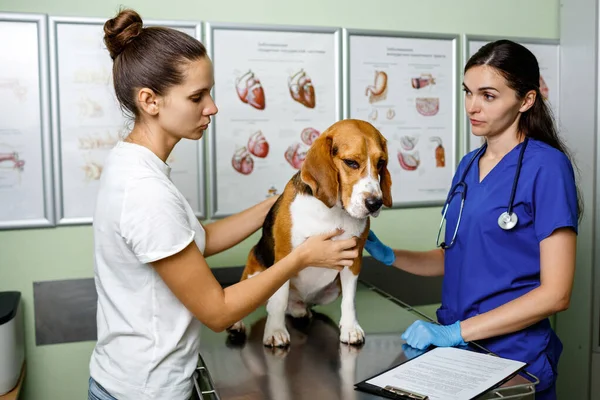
[203,195,279,257]
[391,248,445,277]
[151,229,359,332]
[459,227,576,342]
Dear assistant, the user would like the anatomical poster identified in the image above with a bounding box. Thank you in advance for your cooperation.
[51,19,205,224]
[208,24,341,217]
[0,15,54,229]
[466,38,559,152]
[347,32,457,207]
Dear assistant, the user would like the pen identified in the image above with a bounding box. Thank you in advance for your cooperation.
[383,385,429,400]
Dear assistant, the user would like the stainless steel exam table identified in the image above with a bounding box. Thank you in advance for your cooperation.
[194,281,538,399]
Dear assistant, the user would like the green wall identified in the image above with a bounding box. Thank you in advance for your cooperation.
[0,1,559,399]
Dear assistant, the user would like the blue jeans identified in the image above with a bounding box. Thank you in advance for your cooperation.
[88,377,118,400]
[88,376,201,400]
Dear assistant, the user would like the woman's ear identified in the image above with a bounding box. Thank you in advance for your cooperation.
[300,133,339,208]
[137,88,159,116]
[519,89,537,113]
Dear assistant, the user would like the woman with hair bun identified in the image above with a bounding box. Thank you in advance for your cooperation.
[88,8,359,400]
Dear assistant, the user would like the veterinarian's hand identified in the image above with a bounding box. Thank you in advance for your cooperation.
[401,320,466,350]
[363,230,395,265]
[295,229,359,270]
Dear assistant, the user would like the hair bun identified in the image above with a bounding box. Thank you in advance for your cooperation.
[103,8,144,60]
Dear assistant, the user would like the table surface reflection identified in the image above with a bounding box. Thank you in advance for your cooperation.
[197,282,537,400]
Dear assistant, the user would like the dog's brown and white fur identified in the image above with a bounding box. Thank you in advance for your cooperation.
[227,119,392,347]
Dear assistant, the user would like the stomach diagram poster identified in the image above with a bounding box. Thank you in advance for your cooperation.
[208,24,341,217]
[347,31,458,207]
[465,37,560,153]
[51,19,205,224]
[0,15,53,229]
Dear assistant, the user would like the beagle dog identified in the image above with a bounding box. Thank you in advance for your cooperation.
[227,119,392,347]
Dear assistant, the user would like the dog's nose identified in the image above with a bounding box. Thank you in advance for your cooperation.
[365,197,383,213]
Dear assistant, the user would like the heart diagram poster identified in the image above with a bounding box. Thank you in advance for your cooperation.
[209,25,341,217]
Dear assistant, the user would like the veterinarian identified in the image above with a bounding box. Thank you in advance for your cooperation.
[364,40,581,400]
[88,8,359,400]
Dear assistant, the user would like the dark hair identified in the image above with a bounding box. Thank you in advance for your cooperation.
[465,39,583,220]
[103,8,208,118]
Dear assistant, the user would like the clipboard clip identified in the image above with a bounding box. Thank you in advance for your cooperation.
[383,385,429,400]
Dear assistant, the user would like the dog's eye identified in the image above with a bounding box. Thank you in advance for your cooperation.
[377,159,385,169]
[343,159,359,169]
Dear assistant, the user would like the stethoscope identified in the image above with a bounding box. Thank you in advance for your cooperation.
[436,137,529,249]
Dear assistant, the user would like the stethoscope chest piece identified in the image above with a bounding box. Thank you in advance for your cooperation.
[498,211,518,230]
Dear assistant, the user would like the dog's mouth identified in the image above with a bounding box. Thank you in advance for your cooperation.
[341,199,383,220]
[370,208,382,217]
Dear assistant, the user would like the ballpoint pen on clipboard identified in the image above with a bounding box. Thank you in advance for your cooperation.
[383,385,429,400]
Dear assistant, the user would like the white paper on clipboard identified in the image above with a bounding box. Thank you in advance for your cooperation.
[366,347,526,400]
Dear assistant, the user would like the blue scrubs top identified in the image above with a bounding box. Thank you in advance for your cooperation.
[437,138,578,393]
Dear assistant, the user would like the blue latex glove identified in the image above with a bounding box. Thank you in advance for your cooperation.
[401,320,467,350]
[363,230,395,266]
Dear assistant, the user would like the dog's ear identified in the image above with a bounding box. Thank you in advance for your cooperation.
[379,137,393,208]
[301,133,339,207]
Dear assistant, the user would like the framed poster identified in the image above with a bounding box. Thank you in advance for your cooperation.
[205,22,342,218]
[345,29,459,207]
[0,13,54,230]
[49,17,206,225]
[463,35,560,154]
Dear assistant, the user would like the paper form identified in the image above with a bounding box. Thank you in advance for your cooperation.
[366,347,527,400]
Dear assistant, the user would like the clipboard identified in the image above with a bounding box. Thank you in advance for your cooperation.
[354,346,528,400]
[355,380,430,400]
[354,348,432,400]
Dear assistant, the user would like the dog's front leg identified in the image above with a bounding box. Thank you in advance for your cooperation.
[263,280,291,347]
[338,266,365,345]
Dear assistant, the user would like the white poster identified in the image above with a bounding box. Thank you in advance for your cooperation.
[0,16,53,228]
[51,19,205,224]
[209,25,340,217]
[348,33,457,206]
[466,39,560,152]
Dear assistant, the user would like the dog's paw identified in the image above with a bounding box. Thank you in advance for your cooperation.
[263,326,291,348]
[226,321,247,347]
[226,320,246,335]
[339,322,365,345]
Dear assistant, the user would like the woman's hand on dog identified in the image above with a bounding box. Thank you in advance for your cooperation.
[295,229,359,271]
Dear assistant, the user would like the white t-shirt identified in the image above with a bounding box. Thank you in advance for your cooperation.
[89,140,206,400]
